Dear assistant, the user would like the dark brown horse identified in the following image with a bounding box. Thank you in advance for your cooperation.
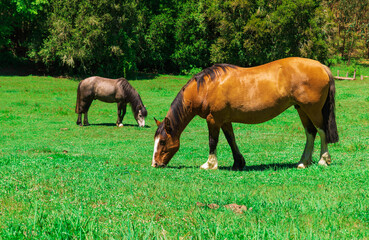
[152,57,339,170]
[75,76,148,127]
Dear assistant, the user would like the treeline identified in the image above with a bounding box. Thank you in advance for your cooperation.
[1,0,368,77]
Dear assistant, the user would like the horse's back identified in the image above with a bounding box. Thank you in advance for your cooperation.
[192,57,331,124]
[218,57,329,106]
[80,76,121,102]
[275,58,330,105]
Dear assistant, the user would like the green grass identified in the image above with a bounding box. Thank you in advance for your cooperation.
[330,60,369,78]
[0,74,369,239]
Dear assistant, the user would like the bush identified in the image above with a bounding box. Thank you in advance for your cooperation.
[2,0,337,76]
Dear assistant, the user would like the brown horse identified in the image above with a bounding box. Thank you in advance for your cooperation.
[75,76,148,127]
[152,57,339,170]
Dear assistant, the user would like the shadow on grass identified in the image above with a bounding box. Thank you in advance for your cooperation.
[167,162,297,172]
[87,123,151,128]
[238,162,297,172]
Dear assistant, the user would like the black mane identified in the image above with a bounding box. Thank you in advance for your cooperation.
[169,89,185,129]
[156,64,238,136]
[155,84,187,137]
[192,64,238,89]
[119,78,148,117]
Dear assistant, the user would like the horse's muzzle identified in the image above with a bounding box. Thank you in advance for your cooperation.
[151,161,166,168]
[138,120,145,127]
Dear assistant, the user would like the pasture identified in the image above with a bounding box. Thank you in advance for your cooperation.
[0,74,369,239]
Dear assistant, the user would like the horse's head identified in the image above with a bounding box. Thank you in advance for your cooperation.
[134,105,147,127]
[152,117,179,168]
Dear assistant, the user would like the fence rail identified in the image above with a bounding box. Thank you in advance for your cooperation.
[334,69,369,81]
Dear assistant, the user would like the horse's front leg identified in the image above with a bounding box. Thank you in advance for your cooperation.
[116,103,126,127]
[221,122,245,171]
[76,113,82,126]
[200,116,220,170]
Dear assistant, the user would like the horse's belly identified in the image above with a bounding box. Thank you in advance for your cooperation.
[218,100,292,124]
[232,108,289,124]
[95,95,116,103]
[94,86,118,103]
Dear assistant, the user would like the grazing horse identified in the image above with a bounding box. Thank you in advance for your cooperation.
[75,76,148,127]
[152,57,339,170]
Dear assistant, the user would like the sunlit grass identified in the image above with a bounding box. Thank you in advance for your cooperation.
[0,75,368,238]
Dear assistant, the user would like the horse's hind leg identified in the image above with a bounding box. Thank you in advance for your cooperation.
[297,105,332,167]
[221,122,245,171]
[83,112,90,126]
[82,98,93,126]
[296,107,317,169]
[317,129,331,166]
[200,116,220,170]
[304,107,332,166]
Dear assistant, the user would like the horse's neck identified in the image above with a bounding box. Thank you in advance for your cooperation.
[125,88,142,108]
[167,100,196,139]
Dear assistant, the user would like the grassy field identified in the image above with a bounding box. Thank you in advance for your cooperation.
[0,72,369,239]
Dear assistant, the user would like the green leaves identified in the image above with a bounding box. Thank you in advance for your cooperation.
[2,0,368,76]
[11,0,48,17]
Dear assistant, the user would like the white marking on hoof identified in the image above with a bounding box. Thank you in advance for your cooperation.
[200,153,218,170]
[118,123,123,127]
[297,163,307,169]
[318,152,331,166]
[318,159,328,166]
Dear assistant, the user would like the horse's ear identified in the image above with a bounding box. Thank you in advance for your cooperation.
[164,117,172,134]
[154,117,161,127]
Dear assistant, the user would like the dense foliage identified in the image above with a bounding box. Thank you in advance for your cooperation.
[1,0,368,76]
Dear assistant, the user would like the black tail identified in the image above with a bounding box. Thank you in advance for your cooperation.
[322,65,339,143]
[75,81,82,114]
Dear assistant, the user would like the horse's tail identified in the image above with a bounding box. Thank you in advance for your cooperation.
[322,65,339,143]
[75,81,82,114]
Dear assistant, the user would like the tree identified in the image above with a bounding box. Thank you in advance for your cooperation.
[38,0,139,76]
[171,0,210,72]
[327,0,369,63]
[0,0,48,60]
[243,0,329,65]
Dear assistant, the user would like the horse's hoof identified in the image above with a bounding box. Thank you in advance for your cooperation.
[297,163,307,169]
[231,164,245,171]
[200,162,218,170]
[318,159,328,166]
[318,152,331,166]
[232,160,245,171]
[231,166,244,171]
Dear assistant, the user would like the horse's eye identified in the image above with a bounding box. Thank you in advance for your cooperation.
[159,140,166,145]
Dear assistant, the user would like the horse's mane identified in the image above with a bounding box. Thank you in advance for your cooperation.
[169,89,185,130]
[119,78,148,117]
[192,64,238,89]
[160,81,191,135]
[165,64,237,132]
